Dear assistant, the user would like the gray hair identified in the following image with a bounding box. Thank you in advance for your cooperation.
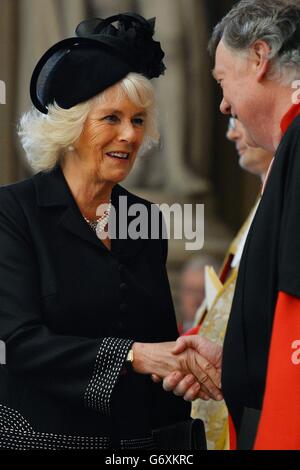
[18,73,159,172]
[208,0,300,85]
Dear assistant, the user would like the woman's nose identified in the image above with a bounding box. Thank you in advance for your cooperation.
[118,122,137,143]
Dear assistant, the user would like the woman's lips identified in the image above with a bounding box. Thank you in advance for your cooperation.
[106,151,129,160]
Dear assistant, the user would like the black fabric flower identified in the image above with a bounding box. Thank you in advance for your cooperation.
[75,13,166,78]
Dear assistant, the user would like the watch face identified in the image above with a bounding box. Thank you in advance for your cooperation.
[127,349,134,363]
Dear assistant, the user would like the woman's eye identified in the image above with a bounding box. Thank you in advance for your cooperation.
[103,115,119,123]
[132,117,145,126]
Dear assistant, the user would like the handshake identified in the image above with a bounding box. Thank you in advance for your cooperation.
[132,335,223,402]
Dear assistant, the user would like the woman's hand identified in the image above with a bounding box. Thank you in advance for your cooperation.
[132,341,183,377]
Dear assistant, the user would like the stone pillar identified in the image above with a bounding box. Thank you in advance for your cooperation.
[180,0,213,180]
[89,0,135,15]
[138,0,211,195]
[0,0,20,183]
[10,0,86,176]
[16,0,86,120]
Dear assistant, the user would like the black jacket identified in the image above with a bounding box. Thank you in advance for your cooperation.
[223,115,300,446]
[0,165,189,450]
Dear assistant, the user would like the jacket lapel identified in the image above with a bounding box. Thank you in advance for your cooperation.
[33,165,144,258]
[33,165,106,251]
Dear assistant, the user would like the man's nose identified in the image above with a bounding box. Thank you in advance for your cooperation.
[226,127,239,142]
[220,98,231,115]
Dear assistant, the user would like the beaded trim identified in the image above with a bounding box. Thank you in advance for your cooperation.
[0,405,157,450]
[84,337,133,416]
[121,436,156,450]
[0,405,110,450]
[0,430,110,450]
[0,404,33,433]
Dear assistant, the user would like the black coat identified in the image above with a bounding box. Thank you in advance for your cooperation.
[222,115,300,446]
[0,165,189,450]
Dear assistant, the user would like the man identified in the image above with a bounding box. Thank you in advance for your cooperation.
[164,0,300,450]
[187,118,273,450]
[227,117,273,181]
[156,118,273,449]
[178,255,218,334]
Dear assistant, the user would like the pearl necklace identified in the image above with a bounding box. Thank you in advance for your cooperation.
[84,200,112,238]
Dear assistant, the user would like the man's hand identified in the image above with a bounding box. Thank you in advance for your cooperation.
[153,336,223,402]
[173,335,222,369]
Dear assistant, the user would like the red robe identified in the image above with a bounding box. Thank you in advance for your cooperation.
[253,104,300,450]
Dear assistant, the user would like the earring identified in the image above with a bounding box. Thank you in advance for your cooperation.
[68,145,75,151]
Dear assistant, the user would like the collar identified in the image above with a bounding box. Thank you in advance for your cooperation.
[280,102,300,135]
[261,158,275,195]
[34,164,75,208]
[33,164,143,259]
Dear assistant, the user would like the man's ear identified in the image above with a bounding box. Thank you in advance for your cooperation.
[251,40,271,82]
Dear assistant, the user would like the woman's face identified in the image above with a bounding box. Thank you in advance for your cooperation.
[74,84,146,185]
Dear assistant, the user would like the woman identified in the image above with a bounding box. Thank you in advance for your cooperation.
[0,13,220,450]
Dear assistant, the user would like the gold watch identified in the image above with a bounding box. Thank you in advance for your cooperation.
[126,348,134,364]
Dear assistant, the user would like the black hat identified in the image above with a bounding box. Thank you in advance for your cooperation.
[30,12,166,114]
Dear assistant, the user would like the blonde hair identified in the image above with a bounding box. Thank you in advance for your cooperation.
[18,73,159,172]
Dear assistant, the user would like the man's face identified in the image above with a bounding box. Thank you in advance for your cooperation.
[227,118,273,177]
[214,40,263,146]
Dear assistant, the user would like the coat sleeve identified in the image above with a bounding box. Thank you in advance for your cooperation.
[0,188,133,416]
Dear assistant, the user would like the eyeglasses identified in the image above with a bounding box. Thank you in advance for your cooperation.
[228,117,236,130]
